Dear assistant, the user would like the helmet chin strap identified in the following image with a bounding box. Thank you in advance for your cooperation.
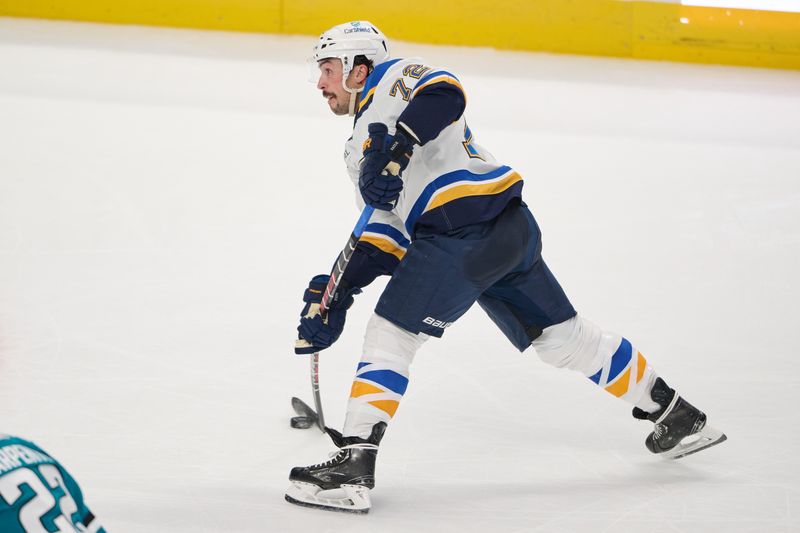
[341,75,364,117]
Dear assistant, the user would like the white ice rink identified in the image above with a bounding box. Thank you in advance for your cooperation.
[1,16,800,532]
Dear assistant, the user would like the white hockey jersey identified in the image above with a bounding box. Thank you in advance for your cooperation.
[345,58,524,265]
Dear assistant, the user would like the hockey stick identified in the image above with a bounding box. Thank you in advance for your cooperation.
[292,205,375,432]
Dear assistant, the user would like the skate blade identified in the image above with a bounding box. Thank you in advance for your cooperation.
[285,481,371,514]
[664,424,727,460]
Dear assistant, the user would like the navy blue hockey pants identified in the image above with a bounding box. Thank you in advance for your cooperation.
[375,201,577,351]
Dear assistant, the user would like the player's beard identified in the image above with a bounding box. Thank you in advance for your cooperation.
[325,91,351,116]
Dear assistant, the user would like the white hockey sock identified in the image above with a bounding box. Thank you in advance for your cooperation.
[532,315,660,413]
[343,314,428,439]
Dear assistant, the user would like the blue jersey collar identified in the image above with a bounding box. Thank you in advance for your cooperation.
[362,58,402,95]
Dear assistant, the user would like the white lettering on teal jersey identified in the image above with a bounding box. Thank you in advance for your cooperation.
[0,445,54,474]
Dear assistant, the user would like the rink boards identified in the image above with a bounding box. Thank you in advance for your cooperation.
[1,0,799,69]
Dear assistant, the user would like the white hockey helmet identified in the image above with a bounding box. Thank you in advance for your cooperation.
[312,21,390,77]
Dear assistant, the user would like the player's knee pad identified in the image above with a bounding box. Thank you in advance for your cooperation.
[362,313,428,366]
[344,314,428,438]
[532,315,621,376]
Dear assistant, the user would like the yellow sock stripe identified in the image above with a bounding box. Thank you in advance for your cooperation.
[350,381,385,398]
[604,367,632,397]
[368,399,399,417]
[359,235,406,260]
[604,351,649,398]
[426,172,521,212]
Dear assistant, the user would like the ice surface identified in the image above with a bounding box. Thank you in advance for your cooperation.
[1,16,799,532]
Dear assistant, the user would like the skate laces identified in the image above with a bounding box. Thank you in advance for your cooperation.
[654,394,681,425]
[332,443,378,455]
[314,443,378,467]
[651,393,681,441]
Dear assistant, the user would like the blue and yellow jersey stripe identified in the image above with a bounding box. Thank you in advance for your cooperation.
[412,70,467,103]
[359,223,410,261]
[357,86,378,113]
[405,166,522,234]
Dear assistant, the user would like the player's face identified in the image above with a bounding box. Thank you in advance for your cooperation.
[316,59,367,116]
[316,59,350,115]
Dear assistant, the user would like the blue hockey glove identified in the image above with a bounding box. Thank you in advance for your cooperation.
[294,274,361,355]
[358,123,413,211]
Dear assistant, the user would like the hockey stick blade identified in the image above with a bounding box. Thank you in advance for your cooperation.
[291,397,319,419]
[290,397,319,430]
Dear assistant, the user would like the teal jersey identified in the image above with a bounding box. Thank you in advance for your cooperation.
[0,435,105,533]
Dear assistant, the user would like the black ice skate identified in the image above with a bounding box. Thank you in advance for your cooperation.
[285,422,386,513]
[633,377,727,459]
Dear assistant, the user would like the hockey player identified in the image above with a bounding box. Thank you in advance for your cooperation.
[0,433,105,532]
[286,21,727,513]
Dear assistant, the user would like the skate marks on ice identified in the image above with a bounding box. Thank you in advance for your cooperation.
[362,457,796,532]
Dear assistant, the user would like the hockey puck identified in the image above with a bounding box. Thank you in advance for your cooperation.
[290,416,314,429]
